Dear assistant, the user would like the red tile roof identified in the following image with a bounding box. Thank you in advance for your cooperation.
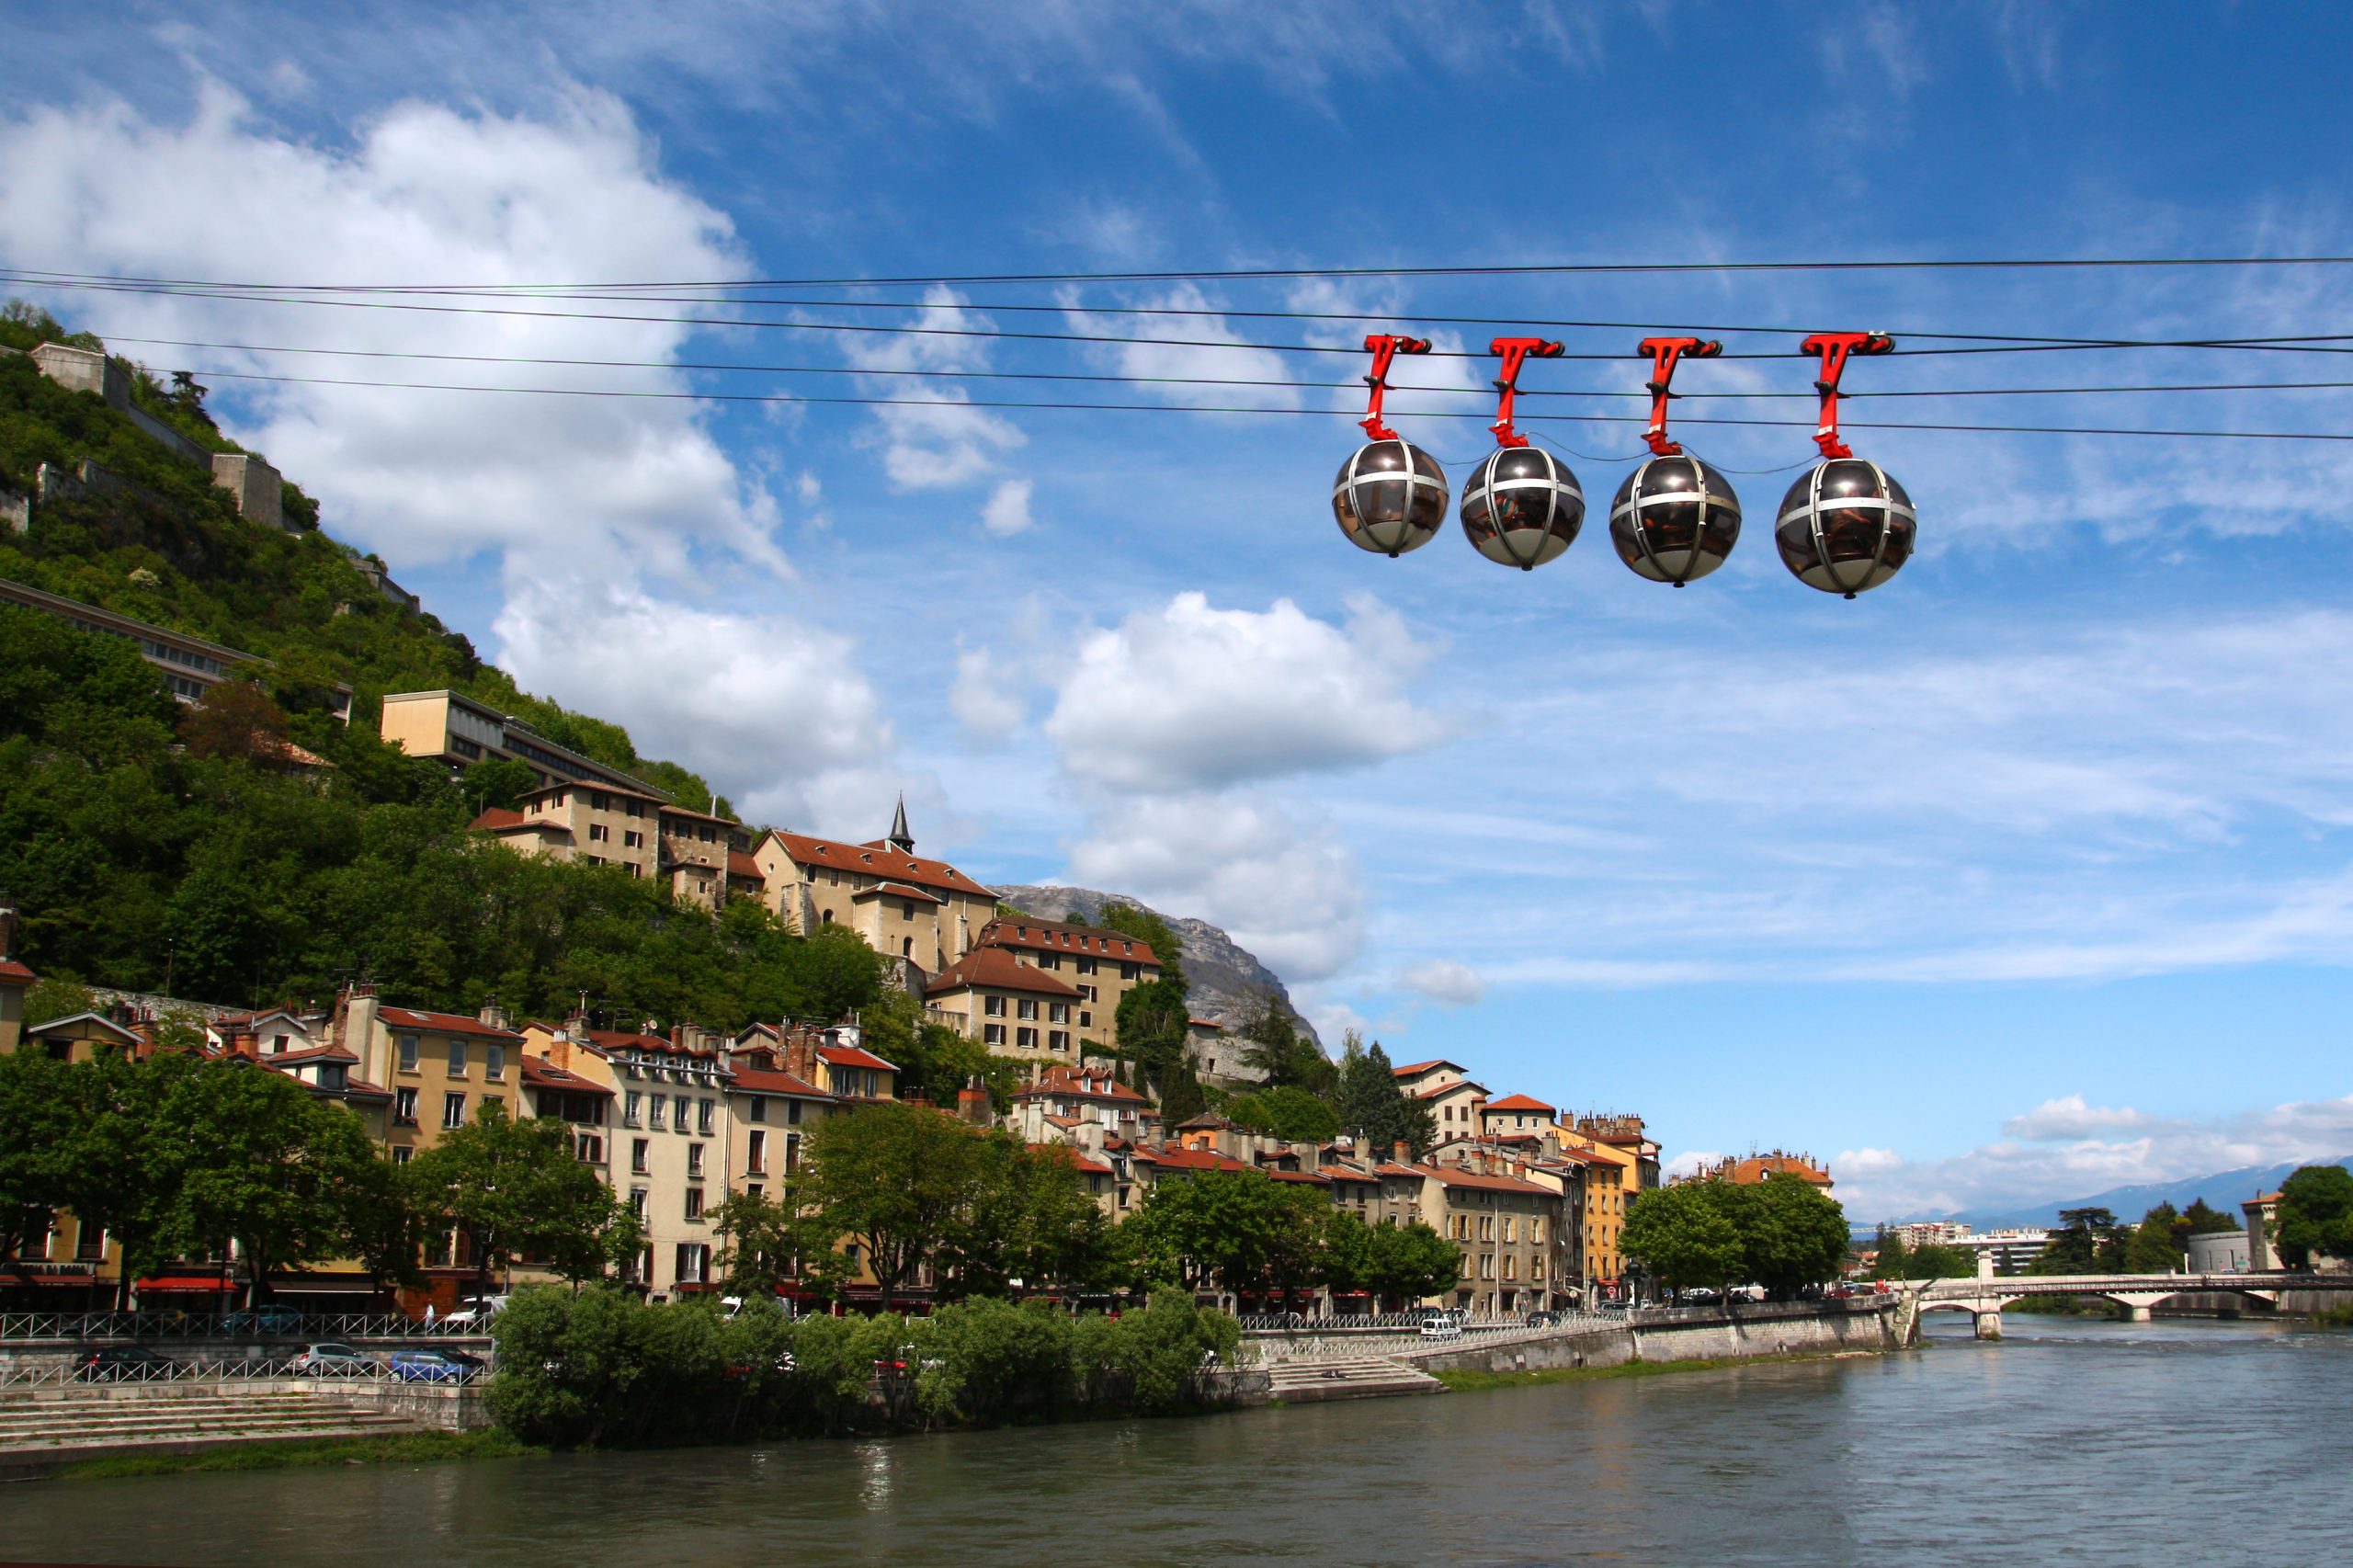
[977,915,1161,967]
[1427,1166,1553,1196]
[926,947,1083,999]
[260,1044,357,1065]
[858,881,940,904]
[469,808,527,831]
[759,829,994,901]
[519,1055,615,1095]
[0,960,36,984]
[1146,1146,1254,1174]
[727,850,765,881]
[1413,1079,1487,1100]
[1015,1066,1151,1105]
[1390,1059,1461,1078]
[728,1065,834,1099]
[1266,1169,1332,1185]
[1484,1094,1556,1113]
[818,1043,898,1073]
[380,1006,524,1042]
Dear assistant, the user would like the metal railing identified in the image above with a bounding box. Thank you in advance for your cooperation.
[1247,1311,1618,1364]
[0,1311,484,1344]
[0,1357,489,1390]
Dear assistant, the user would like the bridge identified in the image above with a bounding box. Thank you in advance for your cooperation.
[1897,1271,2353,1341]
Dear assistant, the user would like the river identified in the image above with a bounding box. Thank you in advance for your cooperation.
[11,1313,2350,1566]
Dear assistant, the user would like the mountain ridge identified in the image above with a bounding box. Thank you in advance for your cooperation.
[990,883,1323,1052]
[1907,1154,2353,1231]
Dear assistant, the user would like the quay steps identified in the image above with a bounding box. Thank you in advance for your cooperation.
[1264,1355,1444,1403]
[0,1392,423,1461]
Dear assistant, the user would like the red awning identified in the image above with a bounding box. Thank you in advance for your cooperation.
[136,1276,236,1291]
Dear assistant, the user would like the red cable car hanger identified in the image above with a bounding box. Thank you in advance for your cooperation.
[1357,333,1430,441]
[1802,331,1895,459]
[1637,335,1722,457]
[1486,336,1563,448]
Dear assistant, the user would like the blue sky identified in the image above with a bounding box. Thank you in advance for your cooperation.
[7,1,2353,1218]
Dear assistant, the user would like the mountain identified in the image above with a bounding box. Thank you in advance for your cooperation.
[1952,1155,2353,1231]
[990,884,1322,1051]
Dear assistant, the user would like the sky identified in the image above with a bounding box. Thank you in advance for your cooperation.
[6,0,2353,1221]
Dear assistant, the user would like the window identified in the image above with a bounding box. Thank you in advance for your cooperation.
[1049,1030,1071,1051]
[787,1100,802,1127]
[748,1096,767,1124]
[1049,1003,1070,1024]
[574,1133,602,1164]
[745,1182,763,1201]
[624,1091,642,1127]
[1532,1256,1547,1281]
[1480,1254,1496,1280]
[75,1223,106,1262]
[1017,1027,1039,1050]
[1531,1218,1545,1245]
[590,790,609,812]
[630,1187,648,1221]
[699,1099,714,1136]
[688,1143,705,1178]
[485,1044,506,1082]
[588,824,609,843]
[632,1138,651,1174]
[1079,984,1097,1003]
[983,1024,1006,1046]
[1076,957,1097,975]
[442,1092,467,1130]
[1039,952,1060,970]
[1120,962,1139,981]
[1078,1010,1091,1028]
[448,1039,468,1077]
[398,1034,420,1072]
[685,1187,705,1221]
[1503,1255,1518,1281]
[901,901,915,919]
[394,1087,419,1125]
[623,830,643,849]
[747,1130,767,1173]
[392,1145,412,1166]
[1017,999,1039,1020]
[1502,1216,1517,1244]
[675,1243,708,1285]
[983,995,1006,1017]
[649,1096,666,1131]
[1458,1251,1472,1278]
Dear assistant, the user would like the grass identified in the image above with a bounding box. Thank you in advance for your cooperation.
[51,1427,542,1481]
[1433,1351,1864,1393]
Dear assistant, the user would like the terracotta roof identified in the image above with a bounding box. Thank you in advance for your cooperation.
[0,960,36,984]
[818,1043,898,1073]
[1413,1079,1487,1100]
[1390,1059,1461,1078]
[586,1028,706,1056]
[657,802,735,825]
[1147,1146,1254,1174]
[520,779,669,804]
[926,947,1083,999]
[977,915,1161,967]
[519,1055,614,1095]
[1427,1165,1553,1196]
[379,1007,526,1043]
[1484,1094,1556,1113]
[1187,1016,1222,1029]
[758,829,994,901]
[469,808,527,831]
[1322,1165,1381,1184]
[1266,1169,1332,1185]
[1016,1066,1151,1105]
[727,1065,834,1099]
[1177,1112,1234,1130]
[1376,1162,1425,1178]
[727,850,765,881]
[1722,1154,1832,1187]
[857,881,940,904]
[260,1043,358,1065]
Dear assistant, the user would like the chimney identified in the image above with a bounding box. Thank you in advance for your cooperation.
[957,1076,992,1125]
[478,995,507,1032]
[1392,1141,1410,1165]
[232,1025,260,1060]
[335,986,382,1084]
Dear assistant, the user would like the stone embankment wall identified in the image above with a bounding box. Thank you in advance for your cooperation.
[1406,1301,1899,1378]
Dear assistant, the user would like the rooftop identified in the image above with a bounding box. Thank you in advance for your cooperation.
[978,915,1161,966]
[759,828,994,902]
[926,946,1084,999]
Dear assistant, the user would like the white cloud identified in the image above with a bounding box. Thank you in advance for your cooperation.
[2002,1096,2155,1141]
[1046,592,1450,791]
[949,647,1027,742]
[844,287,1027,493]
[980,477,1035,538]
[1831,1093,2353,1221]
[1062,284,1298,410]
[1067,792,1364,981]
[0,81,779,581]
[494,577,891,819]
[1398,959,1485,1006]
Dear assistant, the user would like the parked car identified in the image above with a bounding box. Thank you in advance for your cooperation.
[1418,1316,1463,1340]
[387,1349,483,1383]
[439,1295,508,1331]
[287,1342,377,1378]
[221,1304,305,1335]
[75,1345,181,1383]
[1525,1310,1562,1328]
[1681,1288,1721,1304]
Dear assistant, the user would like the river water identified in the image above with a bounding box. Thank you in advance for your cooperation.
[12,1314,2351,1567]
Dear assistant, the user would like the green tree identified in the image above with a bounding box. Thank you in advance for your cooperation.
[2127,1202,2186,1273]
[1728,1175,1851,1298]
[1233,993,1334,1098]
[2181,1198,2242,1236]
[2032,1207,2121,1275]
[1622,1182,1744,1294]
[858,988,1017,1109]
[1123,1167,1324,1298]
[1367,1219,1463,1305]
[50,1049,199,1306]
[405,1100,633,1295]
[949,1141,1117,1298]
[163,1063,386,1305]
[1331,1035,1433,1158]
[1096,903,1185,992]
[1225,1085,1341,1142]
[459,756,540,814]
[2274,1165,2353,1269]
[802,1101,993,1301]
[0,1046,77,1268]
[709,1187,818,1298]
[1115,976,1191,1101]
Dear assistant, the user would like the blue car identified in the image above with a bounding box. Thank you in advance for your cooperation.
[388,1349,485,1383]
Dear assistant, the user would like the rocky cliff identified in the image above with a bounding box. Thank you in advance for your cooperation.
[990,883,1322,1051]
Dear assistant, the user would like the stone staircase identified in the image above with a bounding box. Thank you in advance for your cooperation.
[0,1388,424,1468]
[1262,1354,1444,1403]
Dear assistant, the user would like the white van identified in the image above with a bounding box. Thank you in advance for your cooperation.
[1418,1315,1463,1340]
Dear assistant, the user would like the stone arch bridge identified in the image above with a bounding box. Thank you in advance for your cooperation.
[1898,1272,2353,1342]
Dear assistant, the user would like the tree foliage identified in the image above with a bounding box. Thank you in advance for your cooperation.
[404,1100,637,1292]
[2274,1165,2353,1269]
[1224,1085,1340,1142]
[1333,1033,1435,1158]
[1626,1176,1847,1298]
[1124,1167,1326,1297]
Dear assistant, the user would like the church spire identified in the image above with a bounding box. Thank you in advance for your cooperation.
[887,792,914,854]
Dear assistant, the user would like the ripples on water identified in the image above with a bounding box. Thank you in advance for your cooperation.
[11,1315,2349,1567]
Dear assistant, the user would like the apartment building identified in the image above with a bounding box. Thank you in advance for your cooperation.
[381,689,654,792]
[0,575,351,718]
[968,915,1164,1055]
[656,802,754,909]
[750,806,996,982]
[1006,1064,1160,1149]
[490,781,666,877]
[926,947,1087,1081]
[1394,1058,1488,1141]
[1417,1162,1571,1316]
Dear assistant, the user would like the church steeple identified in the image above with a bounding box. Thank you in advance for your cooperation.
[887,793,914,854]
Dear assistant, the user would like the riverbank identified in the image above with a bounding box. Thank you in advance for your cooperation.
[1431,1347,1881,1394]
[46,1427,539,1482]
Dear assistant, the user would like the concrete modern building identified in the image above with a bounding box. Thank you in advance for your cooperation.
[381,689,655,792]
[0,576,351,718]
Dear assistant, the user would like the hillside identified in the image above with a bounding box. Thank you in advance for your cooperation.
[992,883,1323,1051]
[1951,1154,2353,1231]
[0,303,720,812]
